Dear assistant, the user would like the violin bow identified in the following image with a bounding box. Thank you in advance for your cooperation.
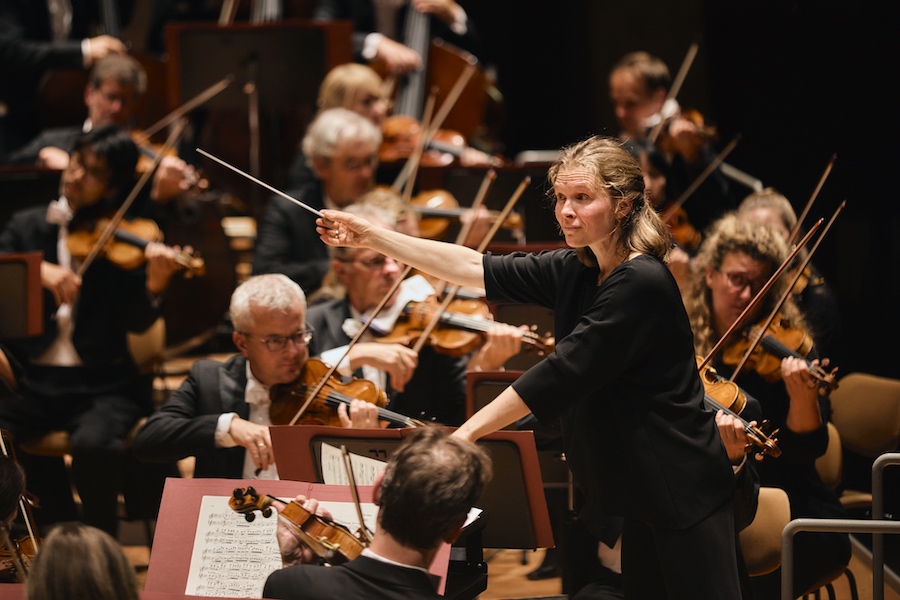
[660,134,740,224]
[76,118,187,278]
[787,153,837,246]
[698,219,823,372]
[728,201,845,382]
[647,41,699,145]
[138,76,233,142]
[391,63,477,194]
[396,93,437,201]
[409,176,530,355]
[341,445,374,544]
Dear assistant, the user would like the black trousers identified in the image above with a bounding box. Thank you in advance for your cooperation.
[0,365,150,536]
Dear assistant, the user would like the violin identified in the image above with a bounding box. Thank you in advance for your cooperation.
[131,130,210,193]
[269,358,422,428]
[229,486,365,566]
[0,534,38,583]
[375,298,555,358]
[408,188,523,240]
[67,217,205,276]
[721,317,838,392]
[696,358,781,460]
[664,206,701,252]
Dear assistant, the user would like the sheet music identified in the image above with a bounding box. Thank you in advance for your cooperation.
[184,494,379,598]
[185,495,282,597]
[320,442,386,486]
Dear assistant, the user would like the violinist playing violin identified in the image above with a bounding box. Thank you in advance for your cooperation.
[0,125,182,537]
[264,427,492,600]
[682,212,850,599]
[131,274,382,481]
[308,202,525,427]
[608,51,736,238]
[3,54,199,211]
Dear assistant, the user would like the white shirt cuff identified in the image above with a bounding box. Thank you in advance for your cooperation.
[215,412,238,448]
[732,454,747,474]
[362,33,384,61]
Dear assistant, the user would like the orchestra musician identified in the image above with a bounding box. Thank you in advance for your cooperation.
[317,135,751,598]
[682,212,850,598]
[3,53,197,211]
[312,0,482,76]
[608,51,735,237]
[737,187,842,365]
[0,125,182,537]
[131,273,379,481]
[263,427,492,600]
[252,107,383,297]
[308,202,523,427]
[0,0,129,156]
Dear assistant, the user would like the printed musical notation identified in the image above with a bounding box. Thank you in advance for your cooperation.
[320,442,386,486]
[185,495,283,598]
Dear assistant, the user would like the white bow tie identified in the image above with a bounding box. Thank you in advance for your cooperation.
[45,198,73,226]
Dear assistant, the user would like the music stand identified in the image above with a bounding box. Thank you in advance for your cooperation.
[0,252,43,339]
[270,425,553,550]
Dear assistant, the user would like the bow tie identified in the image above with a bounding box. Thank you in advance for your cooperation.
[45,198,73,226]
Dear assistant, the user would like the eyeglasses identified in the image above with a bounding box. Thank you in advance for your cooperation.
[339,255,397,270]
[720,271,767,295]
[339,155,378,172]
[239,327,314,352]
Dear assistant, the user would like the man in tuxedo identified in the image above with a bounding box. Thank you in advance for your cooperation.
[263,426,492,600]
[0,125,181,536]
[131,273,375,480]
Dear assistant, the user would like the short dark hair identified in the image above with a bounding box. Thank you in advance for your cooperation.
[377,428,492,551]
[71,125,138,196]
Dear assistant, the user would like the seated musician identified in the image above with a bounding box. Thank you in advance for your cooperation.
[263,427,492,600]
[0,125,182,536]
[252,107,383,297]
[3,54,196,208]
[131,273,379,481]
[308,202,523,427]
[682,212,850,598]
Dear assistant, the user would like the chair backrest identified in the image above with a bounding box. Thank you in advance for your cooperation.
[816,422,843,491]
[829,372,900,457]
[465,369,524,421]
[127,317,167,374]
[739,486,791,576]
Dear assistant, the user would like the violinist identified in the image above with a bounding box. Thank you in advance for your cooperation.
[682,212,850,598]
[264,427,492,600]
[737,187,842,365]
[608,51,735,236]
[131,274,379,481]
[308,203,523,427]
[0,125,182,537]
[3,54,198,210]
[318,135,749,598]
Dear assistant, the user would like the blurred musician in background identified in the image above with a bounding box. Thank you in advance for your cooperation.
[0,0,131,156]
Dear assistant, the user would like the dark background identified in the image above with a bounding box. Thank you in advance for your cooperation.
[463,0,900,380]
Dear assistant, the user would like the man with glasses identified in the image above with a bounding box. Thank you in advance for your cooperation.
[307,203,523,427]
[132,273,375,480]
[252,107,383,298]
[0,125,182,536]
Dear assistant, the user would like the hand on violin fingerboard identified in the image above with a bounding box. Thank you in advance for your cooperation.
[715,410,755,465]
[40,261,81,306]
[468,324,525,371]
[150,156,194,205]
[348,343,418,393]
[273,495,333,567]
[781,356,824,434]
[144,242,182,296]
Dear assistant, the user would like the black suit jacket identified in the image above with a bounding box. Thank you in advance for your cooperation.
[251,182,330,296]
[264,554,440,600]
[307,297,468,426]
[3,125,81,165]
[0,204,161,370]
[131,354,250,479]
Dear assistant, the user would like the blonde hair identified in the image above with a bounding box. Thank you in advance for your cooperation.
[25,523,139,600]
[318,63,384,111]
[548,135,671,267]
[738,187,798,234]
[683,212,807,356]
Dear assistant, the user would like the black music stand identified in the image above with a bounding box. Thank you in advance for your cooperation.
[0,252,43,339]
